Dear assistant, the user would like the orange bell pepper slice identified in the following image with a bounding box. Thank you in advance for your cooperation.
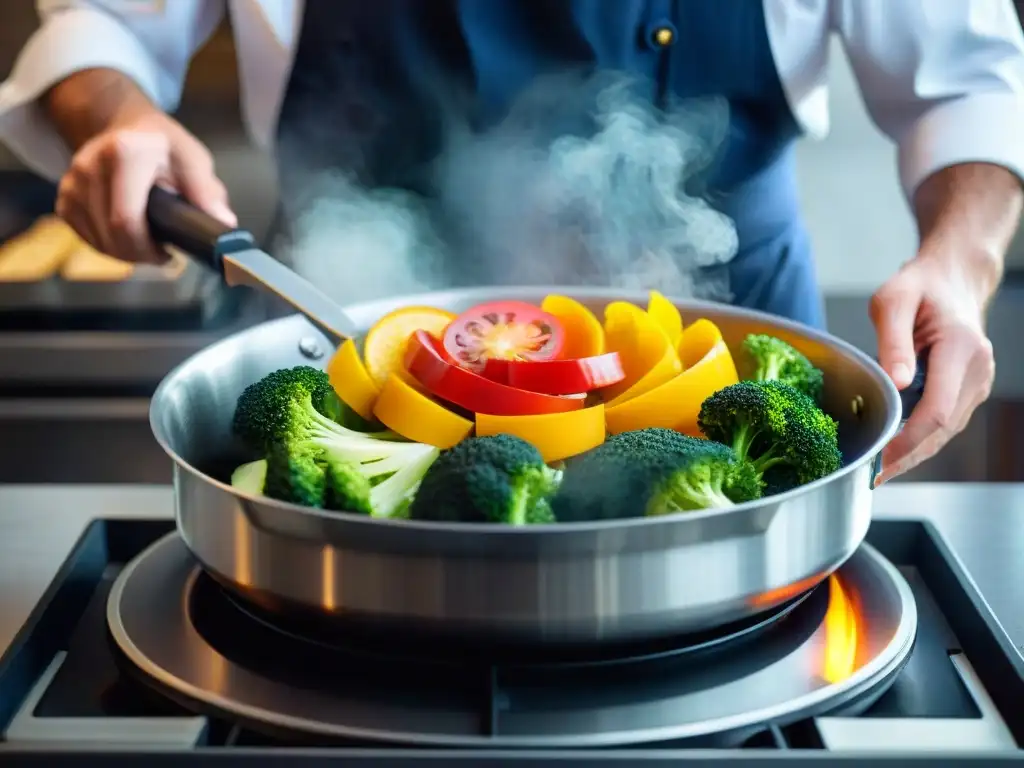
[604,319,739,437]
[327,339,381,421]
[372,373,473,449]
[475,404,606,463]
[601,301,682,404]
[363,305,455,387]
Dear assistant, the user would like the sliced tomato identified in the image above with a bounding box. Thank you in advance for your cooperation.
[405,331,584,416]
[482,352,625,395]
[442,300,564,370]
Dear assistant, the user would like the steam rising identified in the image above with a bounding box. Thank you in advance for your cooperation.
[287,74,739,303]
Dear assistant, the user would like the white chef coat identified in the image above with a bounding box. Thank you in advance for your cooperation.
[1,0,1023,207]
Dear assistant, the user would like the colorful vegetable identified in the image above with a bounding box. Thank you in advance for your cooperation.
[482,352,624,395]
[601,301,682,404]
[442,300,564,370]
[646,290,684,346]
[372,372,473,449]
[475,404,607,463]
[362,305,455,387]
[409,435,560,525]
[540,294,606,358]
[405,330,585,416]
[326,339,381,421]
[604,319,739,436]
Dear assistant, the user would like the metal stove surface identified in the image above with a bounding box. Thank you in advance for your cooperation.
[0,518,1022,768]
[106,534,916,748]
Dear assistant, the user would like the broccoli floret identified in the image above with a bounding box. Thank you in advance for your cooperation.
[553,428,760,521]
[409,434,561,525]
[322,457,373,515]
[230,458,268,495]
[264,444,327,507]
[646,442,763,515]
[232,365,437,481]
[262,441,437,518]
[698,380,841,489]
[742,334,824,402]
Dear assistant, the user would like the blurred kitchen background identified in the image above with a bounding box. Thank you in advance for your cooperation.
[0,2,1021,484]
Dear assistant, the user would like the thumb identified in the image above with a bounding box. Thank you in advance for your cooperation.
[169,142,237,228]
[870,282,920,390]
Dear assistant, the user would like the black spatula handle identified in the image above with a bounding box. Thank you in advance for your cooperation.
[146,186,255,274]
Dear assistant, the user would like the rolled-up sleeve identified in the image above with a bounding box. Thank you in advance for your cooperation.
[0,0,224,181]
[834,0,1024,202]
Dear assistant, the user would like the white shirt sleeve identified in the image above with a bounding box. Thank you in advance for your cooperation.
[833,0,1024,202]
[0,0,226,182]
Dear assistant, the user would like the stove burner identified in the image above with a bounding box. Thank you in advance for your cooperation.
[221,575,814,670]
[107,534,917,748]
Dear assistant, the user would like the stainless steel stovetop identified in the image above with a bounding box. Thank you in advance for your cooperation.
[0,514,1022,767]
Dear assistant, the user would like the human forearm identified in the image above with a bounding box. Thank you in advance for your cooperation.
[44,68,160,151]
[913,162,1024,307]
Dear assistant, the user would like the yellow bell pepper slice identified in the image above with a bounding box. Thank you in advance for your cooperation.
[327,339,380,421]
[373,373,473,449]
[646,290,684,346]
[476,404,606,463]
[605,319,739,437]
[601,301,682,404]
[540,294,606,358]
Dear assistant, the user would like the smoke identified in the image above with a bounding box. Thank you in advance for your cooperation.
[286,72,739,304]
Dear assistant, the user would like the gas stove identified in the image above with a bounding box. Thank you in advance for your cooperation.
[0,517,1022,766]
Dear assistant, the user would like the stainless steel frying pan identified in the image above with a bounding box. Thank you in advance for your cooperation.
[145,189,924,646]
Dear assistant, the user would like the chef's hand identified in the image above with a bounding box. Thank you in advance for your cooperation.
[55,110,236,264]
[869,251,995,484]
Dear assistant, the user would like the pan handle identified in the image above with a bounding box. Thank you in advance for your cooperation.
[146,186,256,273]
[870,350,929,486]
[894,353,928,423]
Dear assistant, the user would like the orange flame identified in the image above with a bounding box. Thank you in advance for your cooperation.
[822,574,859,683]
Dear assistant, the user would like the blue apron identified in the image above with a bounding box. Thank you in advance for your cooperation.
[274,0,825,329]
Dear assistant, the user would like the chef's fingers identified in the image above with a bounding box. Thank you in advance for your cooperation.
[877,336,973,482]
[106,130,175,265]
[870,282,921,390]
[55,170,101,253]
[56,139,109,253]
[168,141,237,228]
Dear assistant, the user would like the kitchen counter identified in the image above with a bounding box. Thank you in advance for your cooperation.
[0,483,1022,663]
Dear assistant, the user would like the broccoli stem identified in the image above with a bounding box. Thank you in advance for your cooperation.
[369,444,439,518]
[507,483,530,526]
[649,475,736,514]
[731,421,762,462]
[752,448,787,474]
[506,467,561,525]
[756,357,783,382]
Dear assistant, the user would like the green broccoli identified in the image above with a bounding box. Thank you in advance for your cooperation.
[697,379,841,492]
[230,458,268,495]
[553,428,761,521]
[742,334,824,402]
[232,365,439,491]
[261,441,435,518]
[233,366,399,451]
[322,457,374,515]
[409,434,561,525]
[264,444,326,508]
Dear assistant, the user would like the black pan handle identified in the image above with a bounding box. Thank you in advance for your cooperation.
[895,352,928,421]
[869,350,928,487]
[146,186,256,275]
